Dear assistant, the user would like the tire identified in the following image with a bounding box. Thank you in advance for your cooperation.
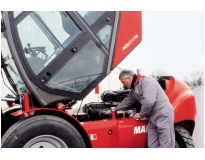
[1,115,86,148]
[175,125,195,148]
[2,107,20,137]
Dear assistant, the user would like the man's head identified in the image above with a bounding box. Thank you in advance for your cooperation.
[119,69,135,89]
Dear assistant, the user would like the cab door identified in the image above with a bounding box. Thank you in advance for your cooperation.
[4,11,142,106]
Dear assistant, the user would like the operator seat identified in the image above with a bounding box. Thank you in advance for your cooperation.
[60,11,79,36]
[83,11,105,26]
[60,11,80,47]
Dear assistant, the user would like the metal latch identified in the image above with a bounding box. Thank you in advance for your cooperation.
[1,19,6,32]
[41,71,52,83]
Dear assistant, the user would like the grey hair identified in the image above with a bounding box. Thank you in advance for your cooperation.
[119,69,135,79]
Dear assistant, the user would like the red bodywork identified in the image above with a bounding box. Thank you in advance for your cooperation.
[81,76,196,147]
[112,11,142,69]
[81,118,148,148]
[11,76,196,148]
[166,77,196,124]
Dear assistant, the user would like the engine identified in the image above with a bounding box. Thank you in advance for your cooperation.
[76,90,142,122]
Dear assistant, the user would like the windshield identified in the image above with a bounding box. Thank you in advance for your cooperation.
[78,11,112,49]
[14,11,106,94]
[1,11,116,102]
[17,11,81,75]
[46,40,105,93]
[1,32,27,95]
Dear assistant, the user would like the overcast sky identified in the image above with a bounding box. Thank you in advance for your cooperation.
[127,11,204,81]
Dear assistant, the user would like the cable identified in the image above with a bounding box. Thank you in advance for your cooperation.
[76,99,83,121]
[1,69,17,96]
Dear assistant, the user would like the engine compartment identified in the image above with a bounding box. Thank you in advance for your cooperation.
[73,89,142,122]
[72,77,169,122]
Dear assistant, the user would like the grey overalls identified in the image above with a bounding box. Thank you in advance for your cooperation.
[116,76,175,148]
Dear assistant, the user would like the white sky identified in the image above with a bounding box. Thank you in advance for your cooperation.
[127,11,204,81]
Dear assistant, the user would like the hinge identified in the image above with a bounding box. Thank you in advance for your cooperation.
[96,41,102,48]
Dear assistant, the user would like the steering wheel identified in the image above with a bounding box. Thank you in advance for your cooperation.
[24,43,48,59]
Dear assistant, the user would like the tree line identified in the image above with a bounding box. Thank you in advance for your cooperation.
[150,70,204,89]
[184,71,204,88]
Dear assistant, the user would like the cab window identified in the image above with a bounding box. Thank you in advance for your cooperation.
[78,11,105,26]
[96,25,112,49]
[17,11,81,75]
[46,40,105,93]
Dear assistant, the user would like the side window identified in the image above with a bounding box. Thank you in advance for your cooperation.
[46,40,105,93]
[96,25,112,49]
[78,11,105,26]
[16,11,81,75]
[13,11,22,18]
[78,11,113,50]
[37,11,81,48]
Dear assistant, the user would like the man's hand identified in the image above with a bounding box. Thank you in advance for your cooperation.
[133,113,141,119]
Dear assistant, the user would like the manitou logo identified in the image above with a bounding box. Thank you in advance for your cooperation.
[122,34,138,51]
[134,125,148,134]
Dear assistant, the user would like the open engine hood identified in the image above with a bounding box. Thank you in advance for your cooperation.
[1,11,141,106]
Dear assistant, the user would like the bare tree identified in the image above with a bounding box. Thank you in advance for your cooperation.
[190,71,204,86]
[150,69,168,80]
[184,76,189,85]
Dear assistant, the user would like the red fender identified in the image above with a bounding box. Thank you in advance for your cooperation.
[165,76,196,124]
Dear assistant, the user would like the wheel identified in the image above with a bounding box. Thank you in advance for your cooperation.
[175,125,195,148]
[1,115,86,148]
[2,107,20,137]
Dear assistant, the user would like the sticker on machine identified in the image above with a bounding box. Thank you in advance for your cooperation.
[134,125,148,134]
[122,34,138,51]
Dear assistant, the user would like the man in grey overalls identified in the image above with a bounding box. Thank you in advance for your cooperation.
[116,69,175,148]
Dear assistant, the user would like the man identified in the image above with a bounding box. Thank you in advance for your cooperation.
[116,69,175,148]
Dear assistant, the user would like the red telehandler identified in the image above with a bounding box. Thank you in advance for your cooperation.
[1,11,196,148]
